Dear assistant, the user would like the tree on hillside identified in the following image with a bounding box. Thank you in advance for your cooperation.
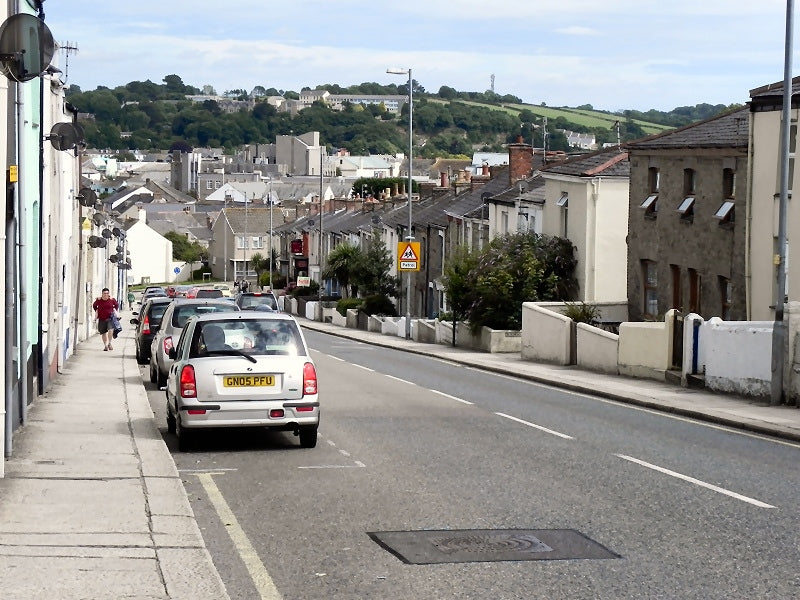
[164,232,207,280]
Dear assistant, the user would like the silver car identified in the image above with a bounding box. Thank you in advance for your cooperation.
[149,299,239,386]
[164,312,319,451]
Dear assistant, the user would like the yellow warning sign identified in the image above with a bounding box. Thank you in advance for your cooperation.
[397,242,421,272]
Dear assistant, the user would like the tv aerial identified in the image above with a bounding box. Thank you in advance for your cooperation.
[0,13,55,82]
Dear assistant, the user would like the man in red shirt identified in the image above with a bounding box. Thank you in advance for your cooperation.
[92,288,119,351]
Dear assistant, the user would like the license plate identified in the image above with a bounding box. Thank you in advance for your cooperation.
[222,375,275,387]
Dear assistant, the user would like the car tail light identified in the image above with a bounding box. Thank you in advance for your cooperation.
[180,365,197,398]
[142,315,151,335]
[269,409,284,418]
[302,362,317,396]
[187,409,206,415]
[163,336,173,354]
[296,406,314,412]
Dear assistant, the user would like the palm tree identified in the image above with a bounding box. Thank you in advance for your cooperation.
[322,242,361,298]
[249,252,267,287]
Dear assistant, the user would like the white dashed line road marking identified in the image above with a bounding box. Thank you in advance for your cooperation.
[385,374,415,385]
[495,412,574,439]
[615,454,775,508]
[430,389,473,405]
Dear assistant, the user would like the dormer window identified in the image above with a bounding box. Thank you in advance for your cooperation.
[556,192,569,207]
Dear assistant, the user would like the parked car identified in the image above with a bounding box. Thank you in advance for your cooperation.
[130,297,173,365]
[235,291,279,311]
[213,284,232,297]
[173,285,193,298]
[195,288,224,299]
[165,311,319,451]
[150,299,240,386]
[140,286,168,304]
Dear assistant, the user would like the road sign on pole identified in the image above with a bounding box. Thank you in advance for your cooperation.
[398,241,421,271]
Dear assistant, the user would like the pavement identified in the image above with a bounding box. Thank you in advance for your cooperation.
[0,312,798,599]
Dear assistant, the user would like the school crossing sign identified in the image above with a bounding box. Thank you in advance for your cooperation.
[397,241,421,272]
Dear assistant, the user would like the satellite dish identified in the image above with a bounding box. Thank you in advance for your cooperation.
[87,235,107,249]
[91,212,106,225]
[46,122,84,151]
[108,255,119,263]
[371,215,382,225]
[77,187,97,207]
[112,227,122,237]
[307,219,315,227]
[101,228,112,239]
[116,244,124,253]
[0,14,55,82]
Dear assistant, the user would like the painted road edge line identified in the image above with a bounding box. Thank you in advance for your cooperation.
[495,412,574,439]
[196,473,283,600]
[615,454,775,509]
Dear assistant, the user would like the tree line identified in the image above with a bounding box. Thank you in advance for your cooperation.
[65,74,734,158]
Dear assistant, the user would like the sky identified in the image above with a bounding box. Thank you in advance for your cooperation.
[40,0,797,112]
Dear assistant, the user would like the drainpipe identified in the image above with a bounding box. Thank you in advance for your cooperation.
[588,178,600,302]
[744,109,755,321]
[16,60,29,425]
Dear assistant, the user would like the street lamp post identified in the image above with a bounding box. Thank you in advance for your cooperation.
[223,194,230,282]
[387,67,413,339]
[268,178,274,290]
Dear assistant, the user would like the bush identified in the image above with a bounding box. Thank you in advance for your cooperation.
[291,280,319,298]
[336,297,362,316]
[258,272,286,290]
[360,294,398,317]
[562,301,600,324]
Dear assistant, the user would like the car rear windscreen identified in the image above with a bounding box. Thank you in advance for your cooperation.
[190,318,306,357]
[173,304,238,327]
[239,295,278,310]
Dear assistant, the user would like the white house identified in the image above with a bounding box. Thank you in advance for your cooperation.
[540,147,630,303]
[125,209,174,285]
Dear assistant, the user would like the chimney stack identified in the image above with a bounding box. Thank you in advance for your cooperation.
[508,139,533,185]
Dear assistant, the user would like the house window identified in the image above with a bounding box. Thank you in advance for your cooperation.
[517,212,530,233]
[641,194,658,218]
[719,276,732,320]
[683,168,696,194]
[501,212,509,234]
[677,196,694,221]
[671,264,681,310]
[236,236,248,249]
[723,168,736,198]
[556,192,569,207]
[689,268,701,314]
[714,201,735,225]
[252,236,263,249]
[214,181,222,189]
[643,260,658,317]
[648,167,660,193]
[206,181,213,190]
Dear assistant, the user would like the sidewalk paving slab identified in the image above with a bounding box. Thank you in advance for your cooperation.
[0,322,230,600]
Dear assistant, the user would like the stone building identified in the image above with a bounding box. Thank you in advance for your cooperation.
[626,108,749,321]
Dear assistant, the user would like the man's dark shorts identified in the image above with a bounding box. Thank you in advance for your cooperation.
[98,318,111,334]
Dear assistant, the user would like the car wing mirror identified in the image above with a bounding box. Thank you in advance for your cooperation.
[129,318,139,325]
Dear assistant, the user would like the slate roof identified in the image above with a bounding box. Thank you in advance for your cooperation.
[489,175,546,207]
[541,146,629,178]
[749,76,800,99]
[224,207,286,235]
[626,107,749,150]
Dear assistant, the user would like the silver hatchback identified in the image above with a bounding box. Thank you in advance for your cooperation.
[150,299,240,386]
[164,312,319,451]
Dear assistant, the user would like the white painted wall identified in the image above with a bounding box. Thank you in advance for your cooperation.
[701,318,773,397]
[127,220,173,285]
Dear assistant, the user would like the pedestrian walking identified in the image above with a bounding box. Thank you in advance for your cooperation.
[92,287,119,351]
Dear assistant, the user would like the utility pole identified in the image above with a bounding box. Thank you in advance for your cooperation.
[770,0,794,406]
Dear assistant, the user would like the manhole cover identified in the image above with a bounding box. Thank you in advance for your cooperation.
[367,529,620,564]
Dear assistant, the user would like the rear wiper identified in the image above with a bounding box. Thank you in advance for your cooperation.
[205,349,257,363]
